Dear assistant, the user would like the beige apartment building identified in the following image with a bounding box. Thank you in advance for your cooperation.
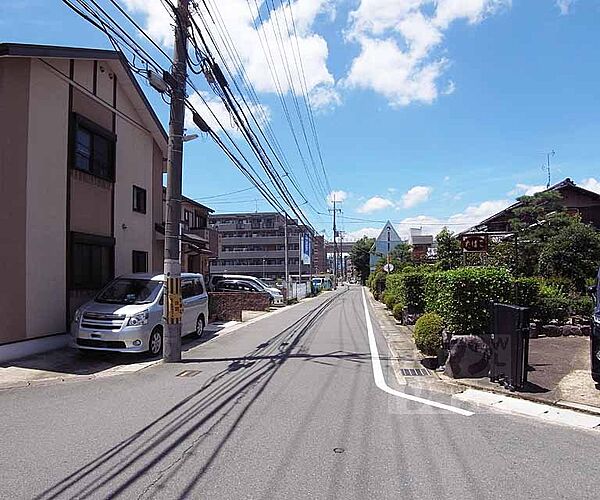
[0,43,167,359]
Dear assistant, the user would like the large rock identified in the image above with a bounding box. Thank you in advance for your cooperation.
[581,325,592,337]
[542,325,562,337]
[561,325,582,337]
[444,335,491,379]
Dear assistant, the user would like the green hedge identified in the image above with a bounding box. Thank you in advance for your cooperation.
[370,270,387,300]
[413,312,444,356]
[385,270,428,313]
[425,267,513,335]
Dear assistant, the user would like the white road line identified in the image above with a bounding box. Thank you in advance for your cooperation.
[361,288,474,417]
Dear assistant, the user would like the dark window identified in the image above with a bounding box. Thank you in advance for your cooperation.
[132,250,148,273]
[182,279,196,299]
[71,233,114,290]
[73,116,115,181]
[132,186,147,214]
[194,278,205,295]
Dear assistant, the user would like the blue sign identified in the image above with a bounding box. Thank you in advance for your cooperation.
[302,233,311,265]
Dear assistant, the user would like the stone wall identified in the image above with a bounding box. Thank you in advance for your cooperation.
[209,292,271,322]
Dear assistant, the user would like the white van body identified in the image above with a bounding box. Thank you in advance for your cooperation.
[71,273,208,355]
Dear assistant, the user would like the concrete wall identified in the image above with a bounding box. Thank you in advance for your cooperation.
[113,84,155,275]
[0,58,30,344]
[25,59,69,339]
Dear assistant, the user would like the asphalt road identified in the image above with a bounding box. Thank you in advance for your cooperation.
[2,286,600,499]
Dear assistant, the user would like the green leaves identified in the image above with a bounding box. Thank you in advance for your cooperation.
[425,267,513,335]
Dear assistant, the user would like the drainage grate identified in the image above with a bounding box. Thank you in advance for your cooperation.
[399,368,430,377]
[176,370,201,378]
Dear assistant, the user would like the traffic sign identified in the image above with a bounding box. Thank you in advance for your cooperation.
[383,263,394,273]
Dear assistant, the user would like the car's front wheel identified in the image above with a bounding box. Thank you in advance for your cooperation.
[148,326,163,356]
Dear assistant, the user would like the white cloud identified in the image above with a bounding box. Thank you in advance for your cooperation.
[186,92,270,136]
[123,0,339,109]
[327,190,348,204]
[344,0,509,107]
[448,199,511,231]
[345,227,381,241]
[396,215,444,239]
[580,177,600,194]
[357,196,395,213]
[509,183,546,197]
[401,185,433,208]
[556,0,575,15]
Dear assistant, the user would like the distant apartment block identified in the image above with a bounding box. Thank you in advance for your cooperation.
[156,189,216,276]
[209,212,322,279]
[0,43,167,355]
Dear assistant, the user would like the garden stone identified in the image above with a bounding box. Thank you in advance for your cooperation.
[542,325,561,337]
[444,335,491,379]
[561,325,582,337]
[581,325,591,336]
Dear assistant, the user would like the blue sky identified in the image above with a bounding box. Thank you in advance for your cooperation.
[2,0,600,240]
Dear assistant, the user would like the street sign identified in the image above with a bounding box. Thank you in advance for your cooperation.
[383,263,394,273]
[461,235,488,252]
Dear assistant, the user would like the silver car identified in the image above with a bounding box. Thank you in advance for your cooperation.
[71,273,209,356]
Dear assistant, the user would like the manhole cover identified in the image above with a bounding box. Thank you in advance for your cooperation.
[333,448,345,454]
[399,368,430,377]
[176,370,201,378]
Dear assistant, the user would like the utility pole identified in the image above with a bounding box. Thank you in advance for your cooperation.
[339,230,345,281]
[329,197,342,288]
[298,231,302,291]
[283,213,289,294]
[163,0,189,363]
[544,150,556,188]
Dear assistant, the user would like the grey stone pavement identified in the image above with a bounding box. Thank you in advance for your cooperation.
[2,287,600,499]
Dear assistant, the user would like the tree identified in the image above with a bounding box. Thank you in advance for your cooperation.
[376,242,413,272]
[435,227,462,270]
[538,223,600,291]
[350,236,375,284]
[508,191,576,276]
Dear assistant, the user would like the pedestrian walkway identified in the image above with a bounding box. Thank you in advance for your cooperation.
[0,320,238,390]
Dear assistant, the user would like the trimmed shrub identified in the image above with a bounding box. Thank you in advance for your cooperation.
[570,295,594,318]
[392,303,404,321]
[383,291,397,310]
[386,270,428,314]
[370,270,387,300]
[425,267,513,336]
[413,312,444,356]
[536,284,570,325]
[513,277,542,310]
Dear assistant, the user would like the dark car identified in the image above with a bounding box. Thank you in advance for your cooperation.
[591,268,600,383]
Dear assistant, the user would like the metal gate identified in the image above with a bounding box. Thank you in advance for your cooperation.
[490,303,530,391]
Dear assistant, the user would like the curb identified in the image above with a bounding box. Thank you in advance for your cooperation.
[0,294,322,392]
[441,376,600,417]
[364,287,600,421]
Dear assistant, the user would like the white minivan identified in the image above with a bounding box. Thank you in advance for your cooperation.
[71,273,208,356]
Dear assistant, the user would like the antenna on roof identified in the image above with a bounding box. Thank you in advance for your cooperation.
[544,150,556,188]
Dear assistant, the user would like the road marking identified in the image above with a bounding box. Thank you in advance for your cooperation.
[361,288,474,417]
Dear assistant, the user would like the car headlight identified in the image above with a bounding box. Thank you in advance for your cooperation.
[74,308,83,322]
[127,310,149,326]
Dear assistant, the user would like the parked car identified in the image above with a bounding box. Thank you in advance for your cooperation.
[214,278,284,305]
[590,268,600,383]
[71,273,208,356]
[209,274,283,297]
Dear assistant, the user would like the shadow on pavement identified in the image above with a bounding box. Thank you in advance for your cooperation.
[33,290,348,500]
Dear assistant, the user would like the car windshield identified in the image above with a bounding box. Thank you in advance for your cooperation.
[254,278,271,289]
[96,279,162,305]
